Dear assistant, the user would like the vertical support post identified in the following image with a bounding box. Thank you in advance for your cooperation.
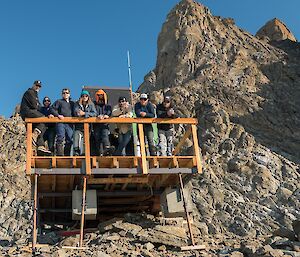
[83,123,91,175]
[178,173,195,246]
[138,123,148,174]
[26,123,32,175]
[32,173,38,251]
[79,176,87,247]
[191,125,202,174]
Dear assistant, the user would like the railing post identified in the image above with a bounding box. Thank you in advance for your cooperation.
[191,124,202,174]
[83,123,91,175]
[138,123,148,174]
[26,122,32,175]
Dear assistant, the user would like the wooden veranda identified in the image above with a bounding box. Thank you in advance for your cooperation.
[25,117,202,250]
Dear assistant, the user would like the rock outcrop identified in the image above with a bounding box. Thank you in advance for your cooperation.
[1,0,300,256]
[0,117,32,246]
[256,18,297,42]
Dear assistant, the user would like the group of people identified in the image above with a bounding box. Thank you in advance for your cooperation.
[20,80,176,157]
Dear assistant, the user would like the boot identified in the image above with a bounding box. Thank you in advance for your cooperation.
[32,128,41,146]
[56,144,64,156]
[37,146,52,156]
[74,147,80,156]
[64,144,72,156]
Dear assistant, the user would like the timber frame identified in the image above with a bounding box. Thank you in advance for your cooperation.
[25,117,202,250]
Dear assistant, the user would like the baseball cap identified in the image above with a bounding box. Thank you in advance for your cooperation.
[140,93,148,99]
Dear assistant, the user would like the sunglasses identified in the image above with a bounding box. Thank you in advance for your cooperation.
[36,84,42,88]
[62,92,70,94]
[44,100,50,102]
[119,100,126,103]
[140,98,147,101]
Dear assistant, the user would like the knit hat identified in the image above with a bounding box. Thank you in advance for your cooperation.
[81,90,90,96]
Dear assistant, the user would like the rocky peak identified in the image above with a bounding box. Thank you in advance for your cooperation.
[256,18,297,42]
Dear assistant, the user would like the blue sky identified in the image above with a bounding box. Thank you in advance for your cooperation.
[0,0,299,117]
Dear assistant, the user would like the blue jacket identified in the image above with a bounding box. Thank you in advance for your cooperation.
[134,102,155,118]
[50,99,75,117]
[74,101,97,130]
[74,101,97,118]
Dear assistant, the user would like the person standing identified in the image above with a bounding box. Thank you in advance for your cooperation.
[134,93,156,156]
[93,89,112,156]
[40,96,56,154]
[112,96,133,156]
[50,88,74,156]
[73,90,97,156]
[20,80,51,155]
[157,96,176,156]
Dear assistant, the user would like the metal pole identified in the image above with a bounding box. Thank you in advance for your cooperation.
[79,176,87,247]
[127,50,133,93]
[178,173,195,246]
[127,50,138,155]
[32,174,38,251]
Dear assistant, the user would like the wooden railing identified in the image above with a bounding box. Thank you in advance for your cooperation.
[25,117,201,175]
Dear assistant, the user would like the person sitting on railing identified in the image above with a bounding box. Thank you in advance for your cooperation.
[20,80,51,155]
[93,89,113,156]
[40,97,56,155]
[50,88,75,156]
[112,96,133,156]
[73,90,97,156]
[134,93,157,156]
[157,96,176,156]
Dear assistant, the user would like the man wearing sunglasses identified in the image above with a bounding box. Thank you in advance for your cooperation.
[112,96,133,156]
[50,88,75,156]
[157,96,176,156]
[40,97,56,154]
[134,93,157,156]
[20,80,51,155]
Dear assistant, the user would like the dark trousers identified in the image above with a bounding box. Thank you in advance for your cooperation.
[43,126,56,153]
[56,123,73,155]
[22,110,46,147]
[93,126,110,155]
[137,125,156,156]
[114,131,132,156]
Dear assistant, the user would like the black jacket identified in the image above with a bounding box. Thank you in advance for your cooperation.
[20,88,41,118]
[50,99,75,117]
[156,103,176,130]
[40,106,55,128]
[93,101,112,129]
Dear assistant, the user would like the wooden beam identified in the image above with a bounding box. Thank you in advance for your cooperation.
[104,175,113,191]
[178,173,195,246]
[79,176,87,247]
[87,177,149,185]
[83,123,91,175]
[26,123,32,175]
[32,174,38,251]
[121,175,132,190]
[169,156,179,168]
[111,157,119,168]
[138,124,148,175]
[51,158,57,168]
[25,117,198,125]
[173,126,192,155]
[191,125,202,174]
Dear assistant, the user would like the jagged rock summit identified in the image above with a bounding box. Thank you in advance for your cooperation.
[256,18,297,42]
